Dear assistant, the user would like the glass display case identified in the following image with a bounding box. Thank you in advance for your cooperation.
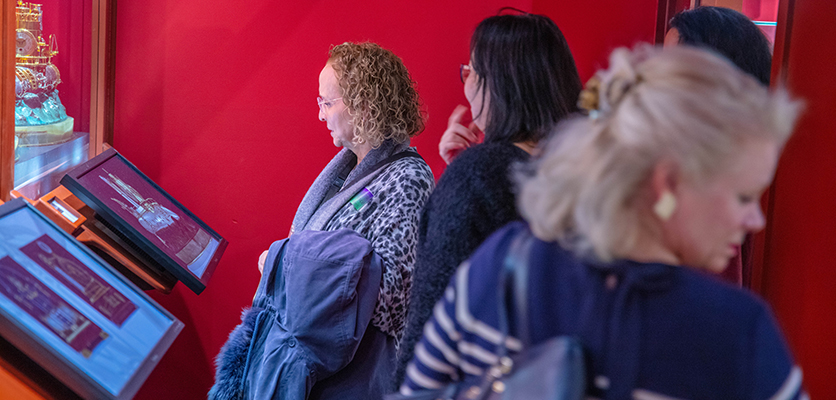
[2,0,115,202]
[695,0,780,42]
[741,0,779,43]
[656,0,780,45]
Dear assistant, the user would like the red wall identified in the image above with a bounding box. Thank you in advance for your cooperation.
[532,1,656,81]
[112,1,656,398]
[758,0,836,396]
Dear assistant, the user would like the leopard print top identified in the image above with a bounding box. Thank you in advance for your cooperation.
[324,155,434,340]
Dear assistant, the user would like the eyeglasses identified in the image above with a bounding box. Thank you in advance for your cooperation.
[317,96,342,112]
[459,64,472,84]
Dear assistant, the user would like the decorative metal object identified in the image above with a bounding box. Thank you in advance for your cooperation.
[14,1,74,147]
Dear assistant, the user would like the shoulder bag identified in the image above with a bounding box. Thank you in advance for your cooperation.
[388,229,587,400]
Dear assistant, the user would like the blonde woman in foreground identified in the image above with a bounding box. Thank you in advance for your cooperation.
[400,45,807,399]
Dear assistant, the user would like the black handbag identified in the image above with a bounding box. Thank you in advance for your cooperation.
[388,230,587,400]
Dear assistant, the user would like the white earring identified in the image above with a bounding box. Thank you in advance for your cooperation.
[653,191,677,221]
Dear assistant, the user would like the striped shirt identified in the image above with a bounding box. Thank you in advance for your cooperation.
[401,222,807,399]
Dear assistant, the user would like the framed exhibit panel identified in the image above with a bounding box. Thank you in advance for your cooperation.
[0,197,183,399]
[61,148,228,294]
[10,186,179,294]
[1,0,116,201]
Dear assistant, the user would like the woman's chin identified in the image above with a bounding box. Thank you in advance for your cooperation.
[704,257,730,274]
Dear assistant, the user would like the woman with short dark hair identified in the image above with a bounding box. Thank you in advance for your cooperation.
[666,6,773,85]
[467,11,582,145]
[395,10,582,388]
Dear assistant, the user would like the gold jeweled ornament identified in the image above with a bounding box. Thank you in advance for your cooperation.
[14,1,74,147]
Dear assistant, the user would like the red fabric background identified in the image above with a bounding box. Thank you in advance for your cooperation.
[532,1,656,81]
[756,0,836,397]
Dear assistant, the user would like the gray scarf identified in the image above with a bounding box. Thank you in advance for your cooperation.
[290,139,409,233]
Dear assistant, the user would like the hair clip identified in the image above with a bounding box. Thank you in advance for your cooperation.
[578,76,601,119]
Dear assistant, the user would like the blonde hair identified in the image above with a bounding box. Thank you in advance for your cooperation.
[328,42,425,147]
[518,45,801,261]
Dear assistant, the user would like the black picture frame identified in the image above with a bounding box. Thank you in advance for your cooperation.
[61,148,228,294]
[0,198,184,399]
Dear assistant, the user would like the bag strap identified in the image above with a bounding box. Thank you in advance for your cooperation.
[511,231,533,348]
[321,152,357,206]
[471,230,533,399]
[321,151,423,206]
[496,229,535,357]
[346,151,423,191]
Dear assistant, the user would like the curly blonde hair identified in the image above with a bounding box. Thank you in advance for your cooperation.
[518,45,802,262]
[328,42,425,148]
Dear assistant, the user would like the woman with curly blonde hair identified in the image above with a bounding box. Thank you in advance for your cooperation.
[297,41,433,396]
[212,42,433,400]
[324,42,425,152]
[302,41,433,341]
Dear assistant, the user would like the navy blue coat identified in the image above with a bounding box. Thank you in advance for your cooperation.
[210,229,390,400]
[402,222,805,399]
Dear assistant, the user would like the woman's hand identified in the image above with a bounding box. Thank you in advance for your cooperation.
[258,250,269,275]
[439,105,483,165]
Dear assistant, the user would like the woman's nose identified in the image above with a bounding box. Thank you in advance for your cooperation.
[745,204,766,232]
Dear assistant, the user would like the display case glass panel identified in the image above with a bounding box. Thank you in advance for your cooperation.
[61,148,228,294]
[742,0,779,43]
[0,198,183,399]
[9,0,111,200]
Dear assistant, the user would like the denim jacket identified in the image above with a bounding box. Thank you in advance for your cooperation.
[210,229,384,400]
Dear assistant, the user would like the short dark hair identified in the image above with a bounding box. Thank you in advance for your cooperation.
[470,11,582,144]
[669,6,772,85]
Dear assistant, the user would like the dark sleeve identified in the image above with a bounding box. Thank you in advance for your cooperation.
[399,223,526,394]
[395,144,526,388]
[749,305,807,399]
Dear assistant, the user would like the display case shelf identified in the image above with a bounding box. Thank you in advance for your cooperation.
[14,131,89,200]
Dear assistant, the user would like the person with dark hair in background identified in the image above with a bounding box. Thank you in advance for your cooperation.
[394,10,582,388]
[666,6,772,85]
[666,6,774,286]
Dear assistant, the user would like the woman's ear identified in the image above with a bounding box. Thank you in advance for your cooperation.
[650,160,679,198]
